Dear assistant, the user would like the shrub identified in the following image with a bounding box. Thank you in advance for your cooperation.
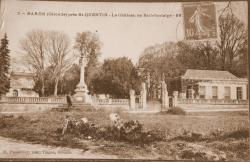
[57,117,165,144]
[223,128,249,139]
[166,107,186,115]
[209,127,249,140]
[0,117,7,128]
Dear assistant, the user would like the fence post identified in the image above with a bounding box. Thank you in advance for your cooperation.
[172,91,179,107]
[140,82,147,109]
[48,98,52,103]
[161,81,169,109]
[130,89,135,109]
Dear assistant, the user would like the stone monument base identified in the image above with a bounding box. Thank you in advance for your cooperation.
[74,83,92,104]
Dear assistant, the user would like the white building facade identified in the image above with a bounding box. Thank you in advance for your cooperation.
[5,72,39,97]
[173,69,248,101]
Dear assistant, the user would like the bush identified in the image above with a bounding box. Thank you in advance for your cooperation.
[0,117,7,128]
[166,107,186,115]
[223,128,249,139]
[57,117,165,144]
[209,127,249,141]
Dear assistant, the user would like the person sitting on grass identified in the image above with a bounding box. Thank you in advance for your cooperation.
[66,93,72,111]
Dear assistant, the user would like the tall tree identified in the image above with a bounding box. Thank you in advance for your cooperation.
[177,41,219,70]
[0,33,10,96]
[74,31,102,87]
[139,42,185,98]
[61,64,80,95]
[92,57,139,98]
[217,8,247,71]
[20,30,48,96]
[46,31,74,96]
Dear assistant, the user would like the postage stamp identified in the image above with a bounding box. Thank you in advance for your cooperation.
[182,2,217,40]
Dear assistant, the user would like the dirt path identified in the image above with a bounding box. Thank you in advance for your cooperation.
[0,136,117,159]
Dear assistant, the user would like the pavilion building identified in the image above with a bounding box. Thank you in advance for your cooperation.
[169,69,248,101]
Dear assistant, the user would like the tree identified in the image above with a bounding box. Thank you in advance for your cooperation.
[21,30,76,96]
[60,64,80,95]
[74,31,102,87]
[20,30,48,96]
[177,41,219,70]
[0,33,10,96]
[231,39,248,77]
[92,57,139,98]
[46,31,75,96]
[34,66,54,96]
[217,8,247,72]
[138,42,185,98]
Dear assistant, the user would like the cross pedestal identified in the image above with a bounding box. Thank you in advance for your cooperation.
[74,61,91,103]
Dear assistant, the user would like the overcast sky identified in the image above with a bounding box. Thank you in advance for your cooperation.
[1,0,248,70]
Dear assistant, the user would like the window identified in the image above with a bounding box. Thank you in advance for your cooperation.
[212,86,218,99]
[224,87,231,100]
[237,87,243,100]
[199,86,206,99]
[13,90,18,97]
[186,88,193,99]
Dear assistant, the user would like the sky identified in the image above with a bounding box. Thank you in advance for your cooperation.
[0,0,248,71]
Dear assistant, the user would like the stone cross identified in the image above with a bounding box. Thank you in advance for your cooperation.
[74,57,90,103]
[79,57,87,86]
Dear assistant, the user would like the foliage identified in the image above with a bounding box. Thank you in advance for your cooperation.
[34,66,54,96]
[57,117,164,144]
[92,57,140,98]
[46,31,75,96]
[74,31,102,91]
[217,9,248,72]
[223,128,249,139]
[20,30,48,96]
[179,143,227,161]
[138,42,184,98]
[0,33,10,96]
[34,64,80,96]
[60,64,80,95]
[176,41,219,70]
[166,107,186,115]
[20,30,76,96]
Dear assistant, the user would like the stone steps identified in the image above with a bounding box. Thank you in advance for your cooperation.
[51,103,93,111]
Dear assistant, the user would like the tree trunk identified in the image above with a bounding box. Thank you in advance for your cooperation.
[41,78,45,96]
[54,77,59,96]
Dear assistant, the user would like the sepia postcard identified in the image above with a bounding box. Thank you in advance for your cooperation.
[0,0,249,161]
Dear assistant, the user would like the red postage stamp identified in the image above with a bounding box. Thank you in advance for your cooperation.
[182,2,217,40]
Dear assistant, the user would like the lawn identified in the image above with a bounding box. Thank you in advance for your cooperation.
[0,106,249,160]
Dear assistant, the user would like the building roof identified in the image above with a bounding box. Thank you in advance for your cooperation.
[182,69,241,80]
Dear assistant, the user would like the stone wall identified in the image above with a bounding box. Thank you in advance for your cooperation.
[0,103,60,113]
[6,88,39,97]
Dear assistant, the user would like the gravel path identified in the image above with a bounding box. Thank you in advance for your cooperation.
[0,136,117,159]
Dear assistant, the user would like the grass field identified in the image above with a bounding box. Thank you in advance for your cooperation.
[0,107,249,160]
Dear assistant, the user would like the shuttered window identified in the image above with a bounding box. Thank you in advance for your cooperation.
[199,86,205,99]
[224,87,231,100]
[212,86,218,99]
[237,87,243,100]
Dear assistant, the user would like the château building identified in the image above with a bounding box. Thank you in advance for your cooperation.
[170,69,248,100]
